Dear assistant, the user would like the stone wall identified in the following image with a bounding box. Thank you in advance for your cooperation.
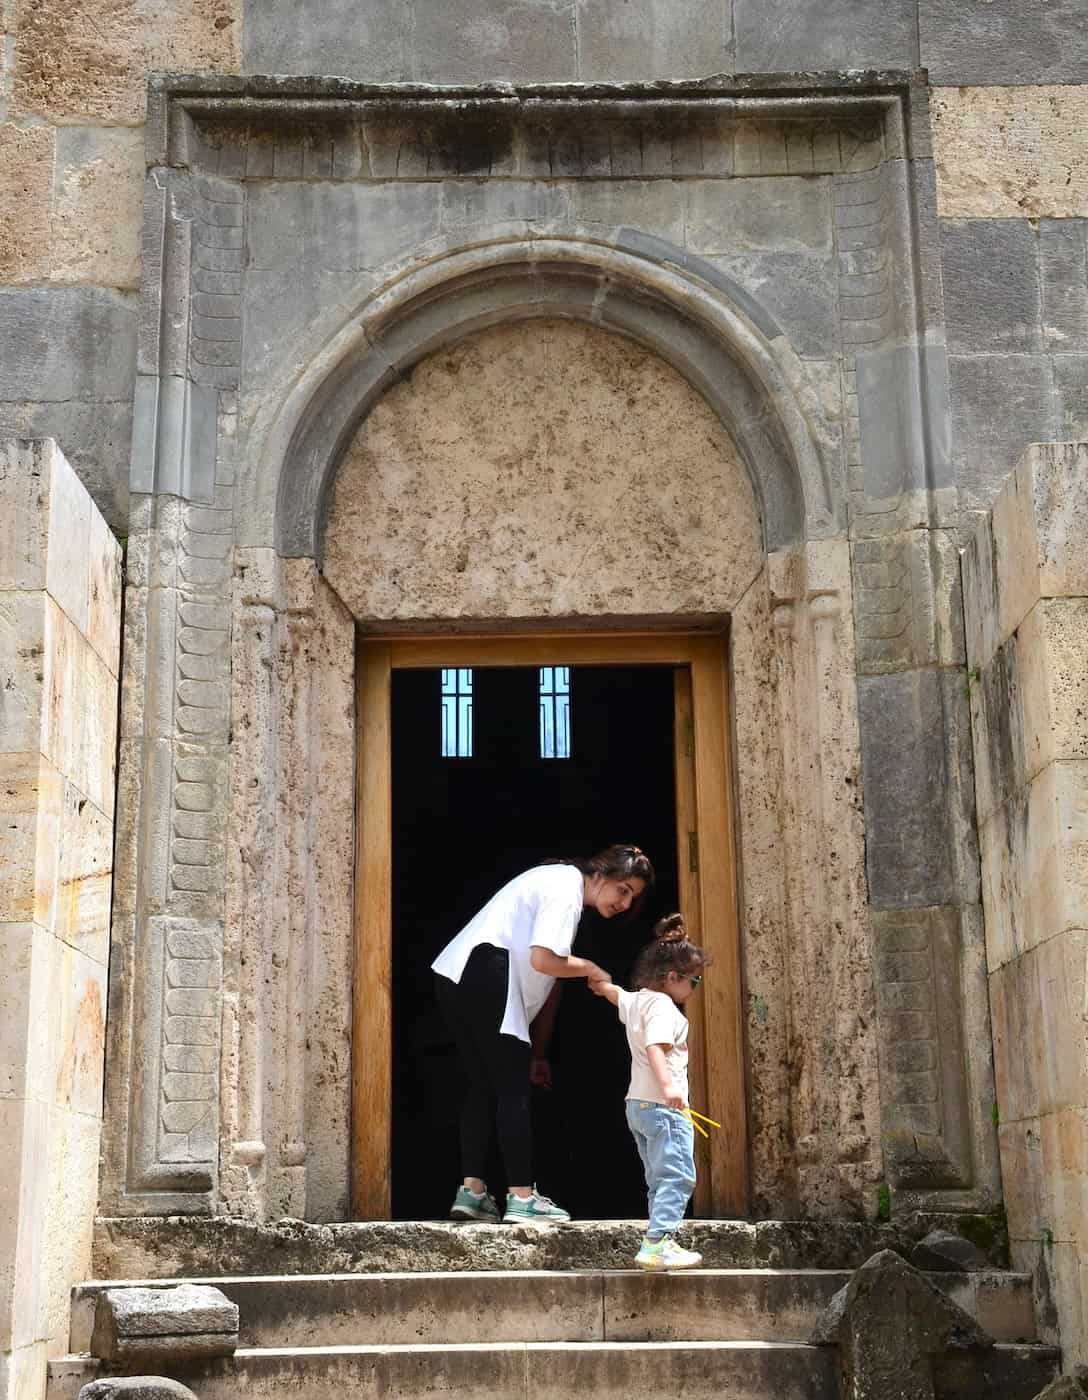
[1,3,1085,529]
[0,439,122,1400]
[962,441,1088,1363]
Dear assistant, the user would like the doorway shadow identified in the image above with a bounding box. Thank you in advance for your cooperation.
[390,663,679,1220]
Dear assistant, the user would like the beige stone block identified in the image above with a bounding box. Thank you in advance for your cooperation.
[999,1117,1046,1243]
[44,452,91,638]
[0,123,54,282]
[11,0,240,123]
[325,319,764,623]
[1019,599,1088,783]
[989,957,1043,1125]
[0,442,49,593]
[0,1340,48,1400]
[78,643,119,820]
[1045,1241,1087,1361]
[50,126,144,289]
[53,945,106,1117]
[0,1094,49,1349]
[1035,929,1088,1118]
[39,597,81,783]
[0,755,61,931]
[997,444,1088,638]
[1040,1107,1088,1246]
[980,762,1088,968]
[933,86,1088,219]
[55,781,113,965]
[0,593,46,756]
[41,1105,100,1350]
[0,925,35,1102]
[86,505,122,679]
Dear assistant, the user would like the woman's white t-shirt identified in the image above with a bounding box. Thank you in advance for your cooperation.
[617,987,689,1106]
[431,864,585,1044]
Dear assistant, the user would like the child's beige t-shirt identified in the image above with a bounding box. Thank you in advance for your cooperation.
[617,988,689,1106]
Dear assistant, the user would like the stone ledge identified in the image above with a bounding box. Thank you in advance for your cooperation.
[92,1214,1007,1280]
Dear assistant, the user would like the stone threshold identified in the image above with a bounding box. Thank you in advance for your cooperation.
[93,1213,1007,1279]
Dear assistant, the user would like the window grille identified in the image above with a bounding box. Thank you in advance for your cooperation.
[440,668,473,757]
[539,666,571,759]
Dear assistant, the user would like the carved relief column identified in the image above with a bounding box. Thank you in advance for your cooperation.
[766,542,881,1217]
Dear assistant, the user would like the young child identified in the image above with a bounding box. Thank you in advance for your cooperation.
[590,913,706,1270]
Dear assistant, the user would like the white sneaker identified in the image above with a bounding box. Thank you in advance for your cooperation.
[634,1235,703,1270]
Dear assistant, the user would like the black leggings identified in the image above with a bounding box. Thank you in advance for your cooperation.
[435,945,533,1187]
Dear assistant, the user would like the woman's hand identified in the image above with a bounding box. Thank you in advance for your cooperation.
[529,1056,553,1091]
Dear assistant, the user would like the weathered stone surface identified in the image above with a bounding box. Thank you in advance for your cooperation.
[686,176,832,254]
[324,319,764,623]
[813,1249,992,1398]
[91,1285,238,1364]
[51,127,145,289]
[941,220,1043,355]
[0,122,55,282]
[0,440,121,1400]
[92,1215,974,1280]
[911,1230,988,1273]
[734,0,917,71]
[78,1378,199,1400]
[932,87,1088,220]
[949,353,1056,514]
[577,0,732,82]
[0,289,137,404]
[242,0,412,82]
[857,670,956,910]
[921,2,1088,85]
[0,399,133,533]
[1040,221,1088,353]
[1027,1375,1088,1400]
[412,0,579,84]
[11,0,240,123]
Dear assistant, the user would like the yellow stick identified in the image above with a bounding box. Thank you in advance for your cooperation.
[681,1108,710,1138]
[686,1107,722,1129]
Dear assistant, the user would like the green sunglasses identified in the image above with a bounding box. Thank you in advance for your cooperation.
[687,974,703,988]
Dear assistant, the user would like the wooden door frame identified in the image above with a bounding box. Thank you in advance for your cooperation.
[352,630,749,1218]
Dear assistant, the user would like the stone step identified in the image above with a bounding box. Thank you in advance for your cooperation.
[69,1267,1038,1351]
[46,1338,1061,1400]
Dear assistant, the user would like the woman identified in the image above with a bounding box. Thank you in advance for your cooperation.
[432,843,655,1223]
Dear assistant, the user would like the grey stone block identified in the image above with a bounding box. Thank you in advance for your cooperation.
[242,0,411,80]
[734,0,917,72]
[686,176,832,255]
[810,1250,992,1397]
[857,670,956,909]
[78,1381,199,1400]
[412,0,578,83]
[941,220,1042,355]
[0,399,132,532]
[577,0,733,81]
[855,343,928,514]
[91,1284,238,1364]
[1040,221,1088,352]
[920,0,1088,83]
[1053,354,1088,443]
[911,1230,988,1273]
[704,252,839,356]
[0,288,137,403]
[949,354,1056,513]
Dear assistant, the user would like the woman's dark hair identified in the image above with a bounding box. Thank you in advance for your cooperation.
[631,912,708,988]
[561,843,655,923]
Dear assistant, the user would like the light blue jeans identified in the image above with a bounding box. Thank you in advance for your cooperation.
[625,1099,697,1237]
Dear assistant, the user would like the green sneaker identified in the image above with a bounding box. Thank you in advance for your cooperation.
[502,1189,571,1223]
[449,1186,501,1222]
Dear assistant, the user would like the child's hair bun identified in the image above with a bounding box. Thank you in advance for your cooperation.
[653,912,687,943]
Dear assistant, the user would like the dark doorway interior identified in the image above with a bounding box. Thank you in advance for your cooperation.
[390,663,680,1220]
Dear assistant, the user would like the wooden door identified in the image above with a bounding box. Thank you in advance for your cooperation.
[351,631,748,1218]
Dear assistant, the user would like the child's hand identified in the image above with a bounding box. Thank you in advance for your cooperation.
[586,964,611,987]
[589,977,611,997]
[529,1056,553,1090]
[664,1083,685,1111]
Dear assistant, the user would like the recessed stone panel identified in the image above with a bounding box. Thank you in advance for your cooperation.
[324,319,764,623]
